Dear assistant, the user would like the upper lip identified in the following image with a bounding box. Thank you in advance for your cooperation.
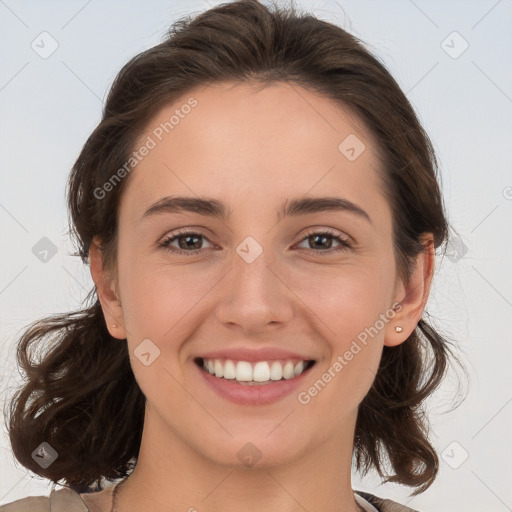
[196,347,316,362]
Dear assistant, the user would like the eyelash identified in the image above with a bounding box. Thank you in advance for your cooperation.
[158,228,353,256]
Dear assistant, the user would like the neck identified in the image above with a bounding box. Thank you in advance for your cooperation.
[115,409,362,512]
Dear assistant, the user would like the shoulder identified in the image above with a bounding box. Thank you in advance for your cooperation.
[0,487,88,512]
[0,495,49,512]
[355,490,420,512]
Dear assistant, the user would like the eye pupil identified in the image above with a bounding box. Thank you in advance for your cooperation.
[309,234,333,250]
[179,234,202,250]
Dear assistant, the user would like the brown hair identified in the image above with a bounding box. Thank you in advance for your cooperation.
[5,0,466,496]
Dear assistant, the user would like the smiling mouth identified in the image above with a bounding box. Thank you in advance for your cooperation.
[194,357,316,385]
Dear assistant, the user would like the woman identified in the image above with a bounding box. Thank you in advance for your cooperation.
[1,1,463,511]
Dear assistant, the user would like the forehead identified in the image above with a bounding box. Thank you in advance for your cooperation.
[121,81,387,223]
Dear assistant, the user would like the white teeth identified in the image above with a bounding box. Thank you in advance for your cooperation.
[201,358,311,383]
[282,361,295,380]
[235,361,253,381]
[253,361,271,382]
[214,359,224,378]
[270,361,283,380]
[223,360,236,379]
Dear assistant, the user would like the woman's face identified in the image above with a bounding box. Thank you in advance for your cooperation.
[102,81,409,468]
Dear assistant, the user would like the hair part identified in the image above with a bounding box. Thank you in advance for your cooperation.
[5,0,466,495]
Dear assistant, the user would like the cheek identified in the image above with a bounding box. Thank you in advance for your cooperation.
[118,255,224,349]
[288,260,396,409]
[287,256,396,341]
[117,261,219,406]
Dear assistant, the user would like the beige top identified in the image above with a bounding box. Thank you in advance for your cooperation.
[0,484,418,512]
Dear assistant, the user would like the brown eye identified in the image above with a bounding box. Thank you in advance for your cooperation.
[159,230,214,254]
[296,229,352,254]
[158,228,351,256]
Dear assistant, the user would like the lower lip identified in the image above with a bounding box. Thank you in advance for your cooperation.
[195,362,314,405]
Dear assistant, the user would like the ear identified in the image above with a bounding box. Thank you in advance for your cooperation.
[89,236,127,339]
[384,233,435,347]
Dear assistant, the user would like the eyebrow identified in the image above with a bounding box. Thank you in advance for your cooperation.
[140,195,371,224]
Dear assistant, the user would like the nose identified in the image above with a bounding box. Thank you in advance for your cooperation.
[214,247,294,334]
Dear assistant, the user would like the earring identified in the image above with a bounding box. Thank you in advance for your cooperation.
[112,324,117,328]
[395,326,403,333]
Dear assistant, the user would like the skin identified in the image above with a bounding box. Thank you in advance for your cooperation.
[88,81,435,512]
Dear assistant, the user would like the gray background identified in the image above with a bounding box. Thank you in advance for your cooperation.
[1,1,511,511]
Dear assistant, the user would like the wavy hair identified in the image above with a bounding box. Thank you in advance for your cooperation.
[4,0,466,496]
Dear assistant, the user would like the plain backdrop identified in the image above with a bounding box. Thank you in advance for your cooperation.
[0,1,511,511]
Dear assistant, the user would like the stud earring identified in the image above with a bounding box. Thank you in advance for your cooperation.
[112,324,117,328]
[395,326,403,333]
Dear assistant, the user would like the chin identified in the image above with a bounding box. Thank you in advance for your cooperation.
[197,427,310,470]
